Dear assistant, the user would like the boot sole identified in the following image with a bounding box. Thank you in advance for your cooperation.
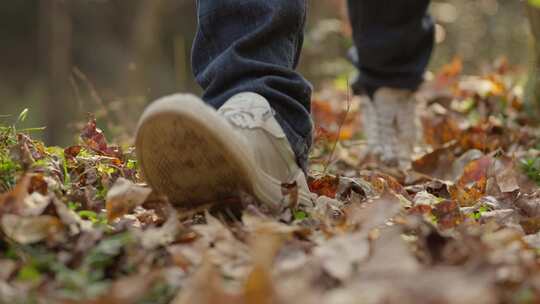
[135,94,312,210]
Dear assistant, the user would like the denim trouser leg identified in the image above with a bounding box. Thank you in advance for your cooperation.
[192,0,313,171]
[347,0,435,95]
[191,0,434,169]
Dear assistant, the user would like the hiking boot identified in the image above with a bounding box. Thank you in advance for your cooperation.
[372,88,418,169]
[135,92,312,211]
[360,96,382,157]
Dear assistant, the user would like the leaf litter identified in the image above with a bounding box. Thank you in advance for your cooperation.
[0,59,540,303]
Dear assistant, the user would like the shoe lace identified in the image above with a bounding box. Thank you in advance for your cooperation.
[219,105,274,129]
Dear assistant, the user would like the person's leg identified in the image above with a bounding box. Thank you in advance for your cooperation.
[135,0,314,209]
[192,0,313,170]
[347,0,434,168]
[347,0,434,96]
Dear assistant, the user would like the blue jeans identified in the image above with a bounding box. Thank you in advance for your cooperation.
[192,0,434,171]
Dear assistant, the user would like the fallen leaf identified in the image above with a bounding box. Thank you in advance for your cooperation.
[457,156,493,188]
[64,145,82,159]
[135,207,181,250]
[314,191,401,280]
[244,231,284,304]
[1,214,63,244]
[313,231,370,281]
[80,116,122,158]
[171,257,239,304]
[0,175,30,215]
[520,217,540,235]
[308,175,340,198]
[29,174,48,195]
[52,198,95,234]
[362,227,420,274]
[432,200,463,229]
[190,213,251,279]
[20,192,50,216]
[0,260,17,281]
[106,177,152,221]
[421,113,461,148]
[479,209,519,228]
[449,177,486,207]
[515,192,540,217]
[493,156,520,193]
[413,146,456,181]
[100,271,162,304]
[281,181,299,210]
[451,149,484,181]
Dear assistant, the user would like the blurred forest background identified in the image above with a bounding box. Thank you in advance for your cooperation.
[0,0,533,145]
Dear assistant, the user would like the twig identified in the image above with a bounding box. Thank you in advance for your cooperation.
[323,79,352,174]
[69,75,84,111]
[72,67,106,111]
[71,67,116,132]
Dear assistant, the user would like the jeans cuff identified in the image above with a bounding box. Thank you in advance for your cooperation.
[347,47,424,95]
[273,111,312,173]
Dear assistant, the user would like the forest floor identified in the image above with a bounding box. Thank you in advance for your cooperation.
[1,58,540,304]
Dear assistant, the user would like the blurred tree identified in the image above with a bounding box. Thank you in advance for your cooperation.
[0,0,534,142]
[527,1,540,115]
[40,0,73,144]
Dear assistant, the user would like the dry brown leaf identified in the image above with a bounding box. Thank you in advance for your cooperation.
[413,146,456,181]
[451,149,484,181]
[172,257,239,304]
[479,209,519,228]
[52,198,95,234]
[244,232,285,304]
[421,113,461,148]
[64,145,82,159]
[190,213,251,279]
[29,174,48,195]
[432,200,463,229]
[243,213,302,236]
[324,222,497,304]
[281,181,299,210]
[135,207,181,250]
[308,175,340,198]
[106,177,152,221]
[325,268,496,304]
[1,214,63,244]
[0,260,16,281]
[67,271,165,304]
[103,271,162,303]
[80,116,122,158]
[492,156,520,193]
[0,175,30,215]
[457,156,493,187]
[313,231,370,281]
[364,227,420,274]
[314,191,401,280]
[449,177,486,207]
[515,192,540,217]
[520,217,540,235]
[351,190,402,230]
[20,192,50,216]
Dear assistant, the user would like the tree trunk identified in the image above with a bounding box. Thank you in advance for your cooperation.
[526,3,540,116]
[131,0,166,99]
[40,0,73,145]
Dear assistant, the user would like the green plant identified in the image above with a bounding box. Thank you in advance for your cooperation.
[521,157,540,185]
[530,0,540,9]
[0,125,19,191]
[0,109,45,191]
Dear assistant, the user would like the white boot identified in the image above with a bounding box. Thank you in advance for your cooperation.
[135,92,311,211]
[360,96,382,157]
[372,88,418,169]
